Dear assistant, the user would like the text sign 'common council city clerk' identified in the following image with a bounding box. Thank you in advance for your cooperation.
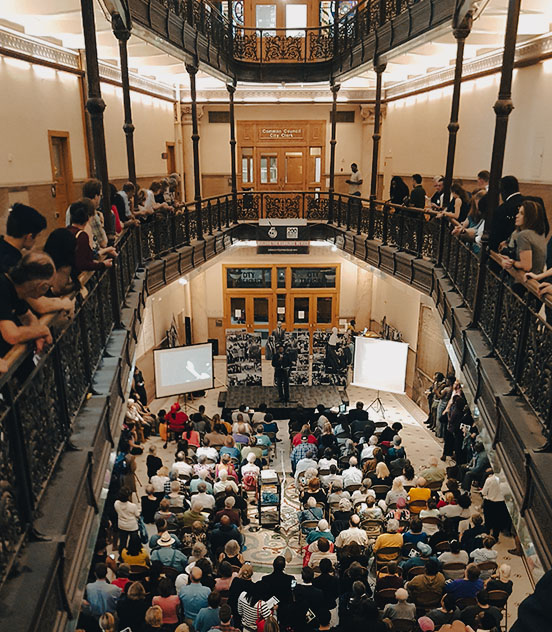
[259,127,304,140]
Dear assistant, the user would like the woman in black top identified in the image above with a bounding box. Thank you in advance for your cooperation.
[389,176,409,205]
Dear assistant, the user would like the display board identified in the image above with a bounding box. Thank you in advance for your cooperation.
[154,343,214,398]
[352,337,409,394]
[311,329,348,387]
[287,330,310,385]
[226,329,262,386]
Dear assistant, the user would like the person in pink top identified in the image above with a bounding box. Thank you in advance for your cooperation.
[152,577,181,631]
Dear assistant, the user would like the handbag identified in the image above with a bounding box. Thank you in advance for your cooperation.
[256,602,266,632]
[137,515,148,544]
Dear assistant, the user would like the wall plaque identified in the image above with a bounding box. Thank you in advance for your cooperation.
[259,126,304,140]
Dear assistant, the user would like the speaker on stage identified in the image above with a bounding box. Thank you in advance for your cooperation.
[185,316,192,346]
[208,338,219,356]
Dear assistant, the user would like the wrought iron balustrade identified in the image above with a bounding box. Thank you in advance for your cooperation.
[129,0,439,79]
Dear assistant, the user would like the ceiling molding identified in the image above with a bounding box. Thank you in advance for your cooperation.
[385,31,552,100]
[0,26,80,70]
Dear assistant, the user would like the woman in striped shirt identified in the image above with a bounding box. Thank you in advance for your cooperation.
[237,583,274,632]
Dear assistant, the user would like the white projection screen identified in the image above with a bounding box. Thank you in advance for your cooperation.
[352,337,409,394]
[154,343,214,398]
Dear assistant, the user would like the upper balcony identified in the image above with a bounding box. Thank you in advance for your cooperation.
[128,0,462,82]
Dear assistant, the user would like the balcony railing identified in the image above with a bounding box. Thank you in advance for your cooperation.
[2,190,551,625]
[130,0,453,80]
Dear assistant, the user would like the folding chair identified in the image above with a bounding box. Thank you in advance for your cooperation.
[487,589,509,631]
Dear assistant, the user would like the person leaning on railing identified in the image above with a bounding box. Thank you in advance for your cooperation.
[497,199,547,275]
[68,198,118,272]
[0,202,76,316]
[0,250,55,359]
[451,191,488,254]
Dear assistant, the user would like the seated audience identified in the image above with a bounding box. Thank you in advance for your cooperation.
[383,587,416,622]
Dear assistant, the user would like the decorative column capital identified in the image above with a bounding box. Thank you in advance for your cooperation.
[330,82,341,95]
[360,105,375,123]
[374,63,387,75]
[226,82,236,96]
[453,10,473,40]
[111,12,131,41]
[185,63,198,76]
[181,104,203,123]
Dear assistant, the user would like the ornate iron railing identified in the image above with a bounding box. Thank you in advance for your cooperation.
[129,0,441,79]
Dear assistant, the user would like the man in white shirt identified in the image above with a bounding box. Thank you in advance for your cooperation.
[190,482,216,510]
[214,470,239,494]
[345,163,362,196]
[196,438,219,462]
[318,449,337,471]
[334,514,369,549]
[295,450,318,481]
[251,404,267,424]
[342,457,363,487]
[320,465,343,488]
[172,452,193,479]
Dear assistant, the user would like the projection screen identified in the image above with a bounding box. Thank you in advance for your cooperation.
[352,337,409,394]
[154,343,214,398]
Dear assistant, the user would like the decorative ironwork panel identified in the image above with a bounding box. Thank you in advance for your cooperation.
[386,210,400,248]
[520,311,552,423]
[233,32,258,61]
[305,195,329,220]
[264,195,301,219]
[236,193,260,220]
[464,248,479,310]
[421,219,439,261]
[57,318,89,419]
[494,285,524,379]
[140,219,156,260]
[263,35,304,62]
[0,409,22,585]
[308,31,332,60]
[359,204,370,234]
[174,212,188,246]
[16,354,66,499]
[188,209,198,240]
[82,281,104,368]
[373,209,384,241]
[478,269,501,345]
[401,214,420,255]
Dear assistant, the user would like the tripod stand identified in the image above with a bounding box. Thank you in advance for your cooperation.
[368,390,386,418]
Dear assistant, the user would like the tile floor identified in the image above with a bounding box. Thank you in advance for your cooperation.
[131,358,532,629]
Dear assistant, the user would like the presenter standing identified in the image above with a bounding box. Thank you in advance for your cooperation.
[272,345,292,403]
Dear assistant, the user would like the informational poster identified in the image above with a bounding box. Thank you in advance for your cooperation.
[311,329,348,387]
[226,329,262,386]
[287,330,310,386]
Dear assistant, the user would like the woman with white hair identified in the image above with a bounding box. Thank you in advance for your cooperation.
[372,519,403,561]
[382,587,416,622]
[214,469,239,494]
[297,496,324,533]
[360,435,379,461]
[385,478,408,507]
[306,519,334,545]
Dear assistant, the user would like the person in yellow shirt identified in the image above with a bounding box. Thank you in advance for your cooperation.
[372,519,403,561]
[120,532,150,567]
[408,477,431,514]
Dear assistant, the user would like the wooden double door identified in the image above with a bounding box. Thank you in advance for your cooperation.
[258,147,305,190]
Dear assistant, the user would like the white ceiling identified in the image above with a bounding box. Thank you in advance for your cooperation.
[1,0,551,98]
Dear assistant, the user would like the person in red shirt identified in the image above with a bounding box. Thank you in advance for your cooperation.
[292,423,318,447]
[165,402,188,448]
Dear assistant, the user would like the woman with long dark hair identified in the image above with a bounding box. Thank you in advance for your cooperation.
[389,176,409,205]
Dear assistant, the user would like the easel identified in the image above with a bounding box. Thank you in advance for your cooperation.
[368,390,386,418]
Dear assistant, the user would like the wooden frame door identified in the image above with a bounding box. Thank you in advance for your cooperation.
[48,131,74,227]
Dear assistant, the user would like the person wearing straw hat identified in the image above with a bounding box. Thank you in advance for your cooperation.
[151,532,188,573]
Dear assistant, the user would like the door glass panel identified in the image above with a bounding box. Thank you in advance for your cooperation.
[253,297,269,324]
[317,297,332,323]
[260,155,278,184]
[277,268,286,288]
[277,294,286,320]
[294,297,309,323]
[286,4,307,37]
[241,147,253,183]
[52,140,63,178]
[291,267,337,288]
[230,297,246,324]
[256,4,276,35]
[227,267,272,288]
